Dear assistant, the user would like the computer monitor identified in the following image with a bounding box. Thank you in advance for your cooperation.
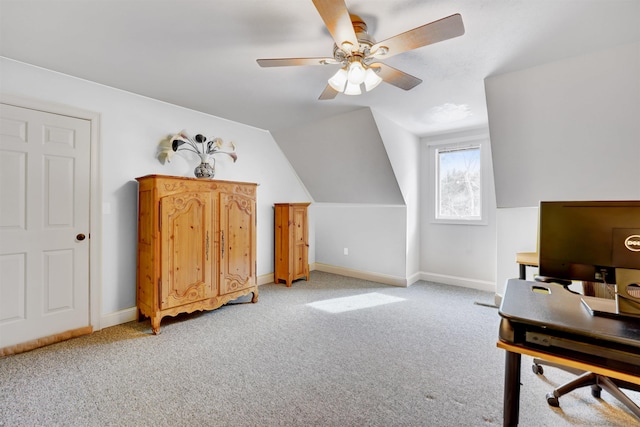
[538,200,640,316]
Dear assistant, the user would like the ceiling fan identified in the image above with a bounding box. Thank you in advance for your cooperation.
[256,0,465,100]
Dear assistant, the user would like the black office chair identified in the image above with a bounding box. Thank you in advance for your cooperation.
[531,278,640,419]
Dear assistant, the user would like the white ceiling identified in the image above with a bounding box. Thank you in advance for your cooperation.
[1,0,639,136]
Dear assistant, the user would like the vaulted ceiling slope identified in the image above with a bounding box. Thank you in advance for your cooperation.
[272,108,404,204]
[1,1,638,137]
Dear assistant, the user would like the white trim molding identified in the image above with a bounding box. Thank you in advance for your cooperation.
[313,263,408,287]
[101,308,137,329]
[419,271,495,293]
[257,273,275,286]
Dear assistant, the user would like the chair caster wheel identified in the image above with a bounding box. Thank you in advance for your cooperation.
[591,386,602,398]
[546,392,560,407]
[532,364,544,375]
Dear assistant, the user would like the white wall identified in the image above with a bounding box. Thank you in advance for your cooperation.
[420,128,497,292]
[486,42,640,297]
[371,110,421,280]
[313,203,407,283]
[1,57,310,326]
[495,207,540,284]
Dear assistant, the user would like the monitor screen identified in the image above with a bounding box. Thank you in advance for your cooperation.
[538,201,640,284]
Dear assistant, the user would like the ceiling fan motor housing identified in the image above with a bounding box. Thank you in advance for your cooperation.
[332,15,379,64]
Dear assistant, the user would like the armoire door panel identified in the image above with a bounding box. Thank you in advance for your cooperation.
[292,207,308,277]
[219,192,256,295]
[160,192,215,310]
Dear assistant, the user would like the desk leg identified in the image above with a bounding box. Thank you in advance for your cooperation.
[519,264,526,280]
[504,350,522,427]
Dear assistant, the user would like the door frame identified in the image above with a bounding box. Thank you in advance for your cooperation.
[1,94,102,331]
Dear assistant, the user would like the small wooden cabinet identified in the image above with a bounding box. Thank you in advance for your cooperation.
[274,203,310,287]
[136,175,258,334]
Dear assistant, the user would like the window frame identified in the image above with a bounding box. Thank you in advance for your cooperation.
[426,133,490,226]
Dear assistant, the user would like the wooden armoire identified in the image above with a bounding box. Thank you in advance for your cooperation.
[274,203,310,287]
[136,175,258,334]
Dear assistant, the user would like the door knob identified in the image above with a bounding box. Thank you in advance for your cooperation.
[76,233,86,241]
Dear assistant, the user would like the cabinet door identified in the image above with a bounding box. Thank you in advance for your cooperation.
[292,206,308,278]
[219,192,256,295]
[273,205,290,282]
[160,191,216,310]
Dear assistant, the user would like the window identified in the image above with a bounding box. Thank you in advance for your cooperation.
[426,132,489,225]
[436,145,481,220]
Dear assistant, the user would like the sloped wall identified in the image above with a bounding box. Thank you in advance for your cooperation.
[271,108,404,204]
[486,42,640,209]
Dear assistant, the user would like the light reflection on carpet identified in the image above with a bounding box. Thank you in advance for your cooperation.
[306,292,405,313]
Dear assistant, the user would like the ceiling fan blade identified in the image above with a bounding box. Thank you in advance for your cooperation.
[370,14,464,59]
[257,57,337,67]
[319,85,339,100]
[372,63,422,91]
[312,0,359,51]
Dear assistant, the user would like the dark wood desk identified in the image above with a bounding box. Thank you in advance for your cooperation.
[497,279,640,426]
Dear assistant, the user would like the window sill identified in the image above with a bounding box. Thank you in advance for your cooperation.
[430,218,488,226]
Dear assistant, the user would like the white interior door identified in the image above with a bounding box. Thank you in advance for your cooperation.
[0,104,91,350]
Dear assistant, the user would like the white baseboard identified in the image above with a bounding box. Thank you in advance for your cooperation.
[406,272,422,287]
[419,272,496,293]
[99,307,137,330]
[257,273,274,286]
[312,263,408,287]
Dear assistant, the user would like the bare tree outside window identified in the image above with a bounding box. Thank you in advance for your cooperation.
[436,146,481,220]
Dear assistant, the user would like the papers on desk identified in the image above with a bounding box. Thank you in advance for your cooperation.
[581,295,617,317]
[581,295,640,321]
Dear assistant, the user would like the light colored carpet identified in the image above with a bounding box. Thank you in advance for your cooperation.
[1,271,638,426]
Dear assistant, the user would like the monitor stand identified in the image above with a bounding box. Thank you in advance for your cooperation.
[581,269,640,320]
[616,268,640,316]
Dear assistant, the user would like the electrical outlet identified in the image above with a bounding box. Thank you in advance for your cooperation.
[344,248,348,255]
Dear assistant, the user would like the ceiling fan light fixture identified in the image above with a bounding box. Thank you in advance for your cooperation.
[346,60,366,85]
[363,68,383,92]
[328,67,348,92]
[344,81,362,96]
